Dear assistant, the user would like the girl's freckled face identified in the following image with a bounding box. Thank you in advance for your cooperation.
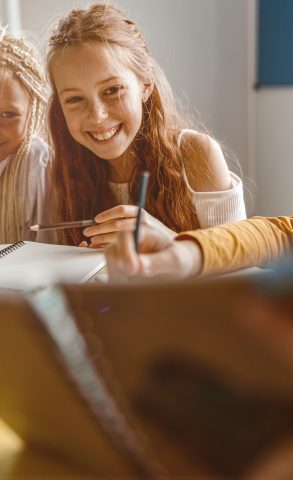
[51,43,145,169]
[0,72,30,162]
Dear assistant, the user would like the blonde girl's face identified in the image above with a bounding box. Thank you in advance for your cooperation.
[0,72,30,162]
[51,43,152,177]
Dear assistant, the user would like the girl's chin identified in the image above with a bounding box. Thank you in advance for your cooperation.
[95,149,127,162]
[88,139,132,161]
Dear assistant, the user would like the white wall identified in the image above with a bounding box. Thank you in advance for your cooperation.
[0,0,21,33]
[0,0,7,24]
[256,91,293,216]
[12,1,255,210]
[246,0,293,217]
[0,0,5,21]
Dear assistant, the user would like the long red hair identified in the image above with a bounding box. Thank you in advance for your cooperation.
[47,3,200,245]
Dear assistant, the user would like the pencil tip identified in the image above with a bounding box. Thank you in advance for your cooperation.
[29,225,39,231]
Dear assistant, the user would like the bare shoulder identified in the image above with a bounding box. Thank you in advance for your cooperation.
[180,130,232,192]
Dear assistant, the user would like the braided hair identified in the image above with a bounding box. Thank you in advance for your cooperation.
[0,27,47,243]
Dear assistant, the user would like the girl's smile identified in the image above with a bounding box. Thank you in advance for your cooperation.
[88,123,121,142]
[51,43,152,182]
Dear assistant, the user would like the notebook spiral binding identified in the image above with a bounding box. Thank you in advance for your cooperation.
[0,241,25,258]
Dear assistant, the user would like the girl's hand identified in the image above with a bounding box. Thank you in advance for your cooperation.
[83,205,176,247]
[105,225,203,282]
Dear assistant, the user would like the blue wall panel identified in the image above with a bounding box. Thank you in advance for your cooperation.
[258,0,293,86]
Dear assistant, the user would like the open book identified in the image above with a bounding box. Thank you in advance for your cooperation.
[1,271,293,477]
[0,241,105,290]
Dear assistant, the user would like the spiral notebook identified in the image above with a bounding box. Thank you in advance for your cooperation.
[0,241,105,290]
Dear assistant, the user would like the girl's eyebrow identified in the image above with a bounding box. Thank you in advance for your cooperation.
[59,76,122,96]
[0,103,19,109]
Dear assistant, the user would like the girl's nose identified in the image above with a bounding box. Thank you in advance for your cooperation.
[88,99,108,123]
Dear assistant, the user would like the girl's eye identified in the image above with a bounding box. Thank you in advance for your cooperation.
[65,96,83,104]
[104,85,123,96]
[0,111,16,119]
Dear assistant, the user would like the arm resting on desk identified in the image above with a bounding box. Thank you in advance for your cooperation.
[176,216,293,276]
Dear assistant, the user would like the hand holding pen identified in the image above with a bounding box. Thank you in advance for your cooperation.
[30,171,175,247]
[83,171,150,248]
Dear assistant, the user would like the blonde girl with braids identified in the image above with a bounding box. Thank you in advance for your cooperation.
[0,27,53,244]
[47,3,246,247]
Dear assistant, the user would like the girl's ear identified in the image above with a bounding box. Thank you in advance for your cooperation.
[142,79,154,103]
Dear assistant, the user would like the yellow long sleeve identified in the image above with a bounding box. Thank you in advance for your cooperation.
[176,216,293,276]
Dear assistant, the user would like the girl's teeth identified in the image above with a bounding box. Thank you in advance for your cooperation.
[92,127,117,141]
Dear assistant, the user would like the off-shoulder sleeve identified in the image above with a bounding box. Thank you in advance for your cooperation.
[176,216,293,276]
[187,171,247,228]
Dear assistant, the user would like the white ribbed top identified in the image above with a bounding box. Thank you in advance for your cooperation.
[187,171,246,228]
[108,170,246,229]
[108,128,246,228]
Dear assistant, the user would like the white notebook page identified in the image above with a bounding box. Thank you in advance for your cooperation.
[0,242,105,290]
